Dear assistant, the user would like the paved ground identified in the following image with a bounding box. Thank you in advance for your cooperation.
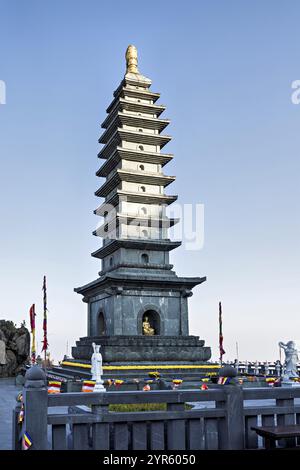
[0,378,22,450]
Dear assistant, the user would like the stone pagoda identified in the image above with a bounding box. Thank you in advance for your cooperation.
[71,45,211,365]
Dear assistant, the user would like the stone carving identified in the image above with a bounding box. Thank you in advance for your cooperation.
[91,342,105,392]
[0,340,6,365]
[279,341,299,381]
[0,320,30,377]
[142,316,155,336]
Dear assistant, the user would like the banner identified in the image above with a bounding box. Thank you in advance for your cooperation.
[29,304,36,364]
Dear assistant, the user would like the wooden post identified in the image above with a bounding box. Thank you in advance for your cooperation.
[223,385,244,449]
[12,404,22,450]
[167,402,186,450]
[23,366,48,450]
[91,404,110,450]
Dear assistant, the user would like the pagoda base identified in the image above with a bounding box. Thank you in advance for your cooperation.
[72,335,211,363]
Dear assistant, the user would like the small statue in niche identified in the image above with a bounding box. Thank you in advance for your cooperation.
[142,316,155,336]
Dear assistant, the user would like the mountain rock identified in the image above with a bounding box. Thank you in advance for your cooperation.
[0,320,30,377]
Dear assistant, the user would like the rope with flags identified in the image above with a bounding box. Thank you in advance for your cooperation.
[29,304,36,365]
[219,301,225,365]
[41,275,49,359]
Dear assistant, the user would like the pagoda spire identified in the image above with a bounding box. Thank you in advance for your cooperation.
[125,45,139,74]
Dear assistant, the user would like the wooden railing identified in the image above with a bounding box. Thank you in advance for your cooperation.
[13,375,300,450]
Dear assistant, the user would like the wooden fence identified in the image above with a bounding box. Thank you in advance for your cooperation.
[12,371,300,450]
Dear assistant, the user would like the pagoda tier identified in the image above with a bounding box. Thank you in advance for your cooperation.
[102,98,166,124]
[95,169,175,198]
[96,148,173,177]
[91,238,181,259]
[106,88,160,114]
[94,191,177,215]
[101,112,170,134]
[98,128,171,148]
[93,214,179,237]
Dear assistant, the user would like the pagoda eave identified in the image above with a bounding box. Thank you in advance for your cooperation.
[104,98,165,119]
[91,238,182,259]
[107,88,160,113]
[93,215,179,236]
[113,77,152,98]
[101,111,170,132]
[99,128,171,147]
[94,191,178,210]
[96,149,173,176]
[75,273,206,298]
[95,170,175,197]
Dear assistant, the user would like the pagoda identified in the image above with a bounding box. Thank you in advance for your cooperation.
[71,45,211,365]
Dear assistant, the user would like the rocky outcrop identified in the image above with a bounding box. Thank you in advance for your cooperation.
[0,320,30,377]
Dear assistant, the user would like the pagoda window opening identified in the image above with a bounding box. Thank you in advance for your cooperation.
[141,253,149,264]
[142,310,160,335]
[109,256,113,266]
[138,145,144,151]
[97,312,106,336]
[141,207,147,215]
[140,186,146,192]
[138,128,143,132]
[141,229,148,238]
[139,164,145,171]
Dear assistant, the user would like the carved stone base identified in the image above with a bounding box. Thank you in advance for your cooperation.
[72,335,211,363]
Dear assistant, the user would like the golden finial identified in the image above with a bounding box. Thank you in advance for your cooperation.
[125,45,139,73]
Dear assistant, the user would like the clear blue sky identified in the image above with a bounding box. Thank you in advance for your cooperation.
[1,1,300,362]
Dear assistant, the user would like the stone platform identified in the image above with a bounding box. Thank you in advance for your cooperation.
[72,335,211,363]
[56,359,219,383]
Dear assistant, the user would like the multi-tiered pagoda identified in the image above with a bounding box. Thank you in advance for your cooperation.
[71,46,211,364]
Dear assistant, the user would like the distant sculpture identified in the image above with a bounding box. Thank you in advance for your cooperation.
[275,360,281,377]
[91,342,105,392]
[279,341,299,380]
[142,316,155,336]
[264,362,269,376]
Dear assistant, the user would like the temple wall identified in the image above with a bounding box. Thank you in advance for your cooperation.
[88,290,187,337]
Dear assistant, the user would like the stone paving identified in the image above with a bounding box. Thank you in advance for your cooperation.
[0,378,22,450]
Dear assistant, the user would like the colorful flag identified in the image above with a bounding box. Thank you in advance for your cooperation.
[29,304,36,364]
[219,301,225,363]
[81,380,96,393]
[48,381,62,394]
[22,432,32,450]
[41,275,48,354]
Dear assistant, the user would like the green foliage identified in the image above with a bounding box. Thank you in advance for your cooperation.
[108,403,192,412]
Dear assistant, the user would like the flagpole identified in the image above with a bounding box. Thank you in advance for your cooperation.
[219,301,225,366]
[42,275,49,365]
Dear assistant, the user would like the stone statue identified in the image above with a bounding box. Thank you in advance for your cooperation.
[279,341,299,381]
[142,316,155,336]
[264,362,269,376]
[91,342,105,392]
